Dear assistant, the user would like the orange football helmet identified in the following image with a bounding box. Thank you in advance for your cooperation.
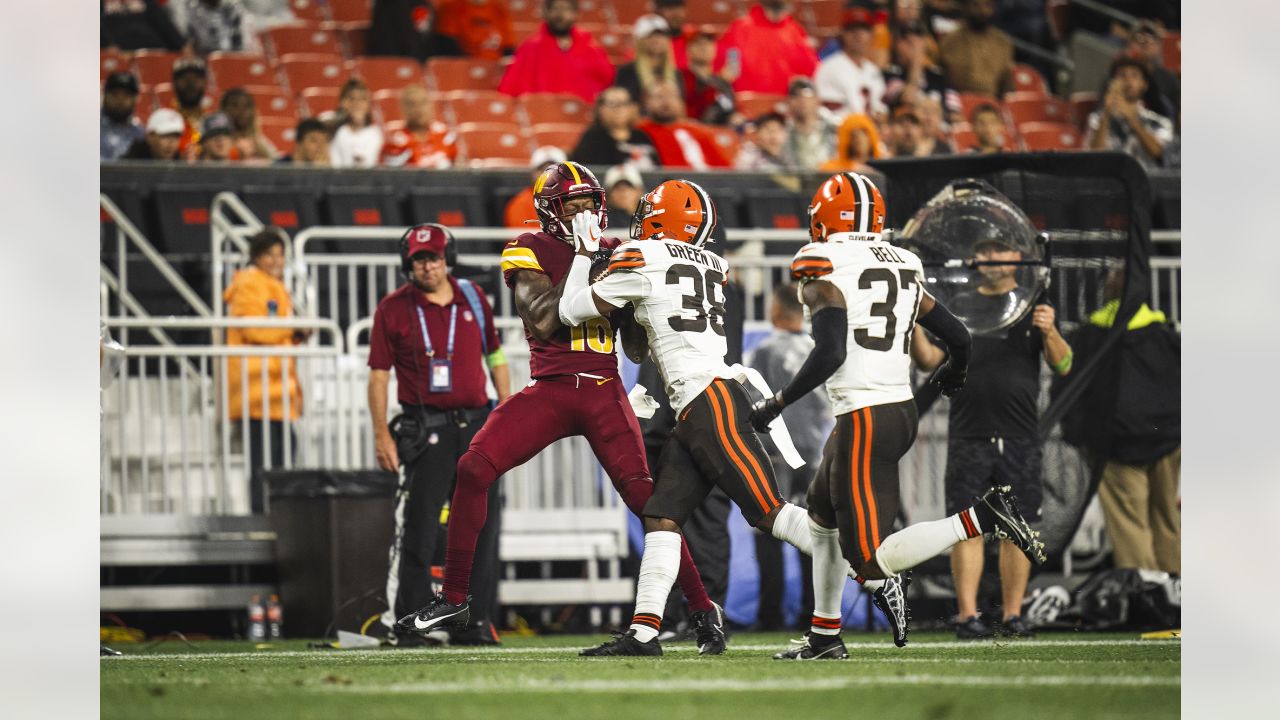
[807,172,887,242]
[630,179,718,247]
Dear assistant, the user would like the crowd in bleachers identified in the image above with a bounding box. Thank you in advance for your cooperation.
[101,0,1181,172]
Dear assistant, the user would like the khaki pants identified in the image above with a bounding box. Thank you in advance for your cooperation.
[1097,447,1181,574]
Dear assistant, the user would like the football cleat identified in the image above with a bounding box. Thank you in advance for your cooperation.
[395,594,471,635]
[449,620,502,646]
[772,632,849,660]
[980,485,1047,564]
[690,602,728,656]
[580,630,663,657]
[872,572,911,648]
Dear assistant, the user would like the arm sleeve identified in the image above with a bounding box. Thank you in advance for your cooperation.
[558,255,600,326]
[916,296,971,367]
[778,307,848,406]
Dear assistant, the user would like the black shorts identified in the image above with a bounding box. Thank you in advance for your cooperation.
[944,436,1044,519]
[644,378,784,527]
[807,400,917,571]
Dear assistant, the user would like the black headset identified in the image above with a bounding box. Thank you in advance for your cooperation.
[398,223,457,279]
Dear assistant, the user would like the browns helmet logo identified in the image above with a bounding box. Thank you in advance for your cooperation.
[807,172,886,242]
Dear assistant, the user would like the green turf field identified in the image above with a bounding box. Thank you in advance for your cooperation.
[101,632,1180,720]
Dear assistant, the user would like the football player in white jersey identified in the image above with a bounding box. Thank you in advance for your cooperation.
[558,179,891,657]
[749,172,1047,659]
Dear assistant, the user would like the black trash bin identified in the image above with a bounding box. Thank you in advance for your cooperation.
[265,470,398,639]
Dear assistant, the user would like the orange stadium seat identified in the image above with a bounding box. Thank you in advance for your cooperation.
[804,0,846,34]
[1004,92,1072,127]
[279,54,350,92]
[457,122,533,166]
[259,116,297,155]
[520,93,591,126]
[152,83,216,114]
[512,20,542,38]
[736,92,789,120]
[349,56,425,93]
[530,123,586,152]
[1009,63,1050,95]
[266,25,345,59]
[687,0,741,26]
[509,0,542,22]
[1019,122,1082,151]
[427,57,504,93]
[133,50,181,86]
[958,92,1002,121]
[328,0,374,24]
[448,92,520,125]
[1069,91,1098,128]
[338,23,370,57]
[373,90,405,124]
[707,125,742,165]
[206,53,276,90]
[613,1,646,25]
[951,127,979,153]
[101,49,129,82]
[286,0,328,23]
[240,85,298,119]
[575,0,613,25]
[300,87,342,116]
[596,30,633,64]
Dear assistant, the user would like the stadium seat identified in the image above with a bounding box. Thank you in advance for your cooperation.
[687,0,740,25]
[372,90,405,124]
[1009,63,1050,96]
[448,93,520,125]
[328,0,373,24]
[132,50,181,86]
[426,58,503,93]
[508,0,542,22]
[300,87,342,117]
[530,123,586,153]
[736,92,789,121]
[1069,91,1099,128]
[595,29,633,64]
[279,54,350,92]
[258,117,298,156]
[324,187,405,226]
[1162,31,1180,74]
[338,22,370,57]
[241,187,323,230]
[242,85,298,120]
[349,56,424,93]
[101,49,129,82]
[456,122,533,166]
[1019,122,1082,151]
[951,128,979,153]
[707,125,741,165]
[1004,92,1072,127]
[512,20,542,39]
[286,0,328,23]
[958,92,1002,122]
[152,83,216,114]
[520,93,591,126]
[266,25,345,59]
[804,0,847,35]
[613,1,646,25]
[206,53,276,91]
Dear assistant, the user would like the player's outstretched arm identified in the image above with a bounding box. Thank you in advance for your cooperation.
[513,269,571,342]
[750,279,848,432]
[915,293,972,396]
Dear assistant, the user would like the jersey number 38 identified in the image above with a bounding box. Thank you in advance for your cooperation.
[665,265,726,336]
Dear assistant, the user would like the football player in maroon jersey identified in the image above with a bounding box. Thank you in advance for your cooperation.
[397,161,726,653]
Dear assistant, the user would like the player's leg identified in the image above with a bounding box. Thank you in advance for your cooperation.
[946,437,994,634]
[993,439,1043,635]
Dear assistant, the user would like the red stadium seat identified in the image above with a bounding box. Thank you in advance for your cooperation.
[206,53,276,91]
[613,2,647,25]
[530,123,586,153]
[520,93,592,126]
[576,0,612,25]
[687,0,740,26]
[339,22,370,58]
[1162,31,1180,73]
[1004,92,1072,127]
[736,92,789,121]
[1069,91,1098,128]
[279,54,350,92]
[240,85,298,120]
[299,87,342,117]
[512,20,542,39]
[951,128,978,153]
[804,0,847,34]
[426,57,504,93]
[1019,122,1082,151]
[266,25,345,59]
[448,92,520,125]
[101,50,129,82]
[286,0,328,23]
[349,56,425,93]
[259,116,297,155]
[707,125,741,165]
[457,122,533,166]
[152,83,216,114]
[958,92,1002,122]
[508,0,542,22]
[1009,63,1050,96]
[595,30,633,64]
[133,50,181,86]
[373,89,447,124]
[328,0,373,24]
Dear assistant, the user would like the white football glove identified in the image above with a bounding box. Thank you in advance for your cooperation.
[571,210,602,254]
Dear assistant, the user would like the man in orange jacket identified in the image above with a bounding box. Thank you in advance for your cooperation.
[224,228,304,513]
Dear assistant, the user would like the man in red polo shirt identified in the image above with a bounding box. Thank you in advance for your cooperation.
[714,0,818,95]
[369,223,511,646]
[635,80,729,169]
[496,0,615,102]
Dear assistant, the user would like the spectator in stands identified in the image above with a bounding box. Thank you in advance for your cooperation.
[504,146,567,229]
[330,79,384,168]
[654,0,691,69]
[570,86,658,168]
[782,76,838,170]
[497,0,615,102]
[819,112,881,172]
[735,112,788,171]
[368,0,463,61]
[886,104,927,157]
[280,118,332,166]
[714,0,818,95]
[120,108,186,161]
[615,15,683,104]
[171,57,210,158]
[937,0,1014,96]
[220,88,277,161]
[381,85,457,168]
[603,163,644,230]
[815,7,887,120]
[198,111,238,162]
[679,26,737,126]
[1124,20,1178,119]
[435,0,515,59]
[1085,56,1174,170]
[915,95,954,155]
[101,72,145,161]
[224,228,304,513]
[101,0,188,52]
[884,20,960,121]
[634,80,729,169]
[169,0,247,55]
[969,102,1008,153]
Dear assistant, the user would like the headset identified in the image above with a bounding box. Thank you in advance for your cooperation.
[398,223,457,280]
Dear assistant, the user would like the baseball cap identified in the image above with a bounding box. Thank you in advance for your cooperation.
[146,108,185,135]
[788,76,817,97]
[530,145,568,171]
[1130,19,1161,39]
[403,223,449,260]
[843,7,875,29]
[104,71,139,95]
[604,163,643,191]
[201,111,234,140]
[172,56,207,79]
[684,24,719,42]
[633,14,671,40]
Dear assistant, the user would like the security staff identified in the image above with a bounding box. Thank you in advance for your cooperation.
[368,223,511,645]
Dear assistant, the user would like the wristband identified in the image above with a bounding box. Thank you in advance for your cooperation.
[1051,350,1073,375]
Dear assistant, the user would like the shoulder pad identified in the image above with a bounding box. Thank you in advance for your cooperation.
[500,233,546,275]
[791,243,834,280]
[606,241,647,273]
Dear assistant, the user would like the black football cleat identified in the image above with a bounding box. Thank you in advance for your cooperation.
[691,602,728,656]
[872,572,911,648]
[980,485,1047,564]
[580,630,663,657]
[955,614,996,640]
[395,594,471,635]
[772,632,849,660]
[999,615,1037,639]
[450,620,502,646]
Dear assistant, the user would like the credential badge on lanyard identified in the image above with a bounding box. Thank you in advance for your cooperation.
[417,304,457,393]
